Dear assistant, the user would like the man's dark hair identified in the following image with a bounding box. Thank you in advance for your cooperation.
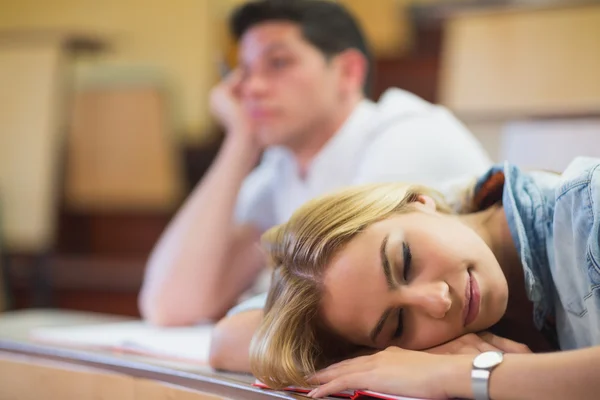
[230,0,373,96]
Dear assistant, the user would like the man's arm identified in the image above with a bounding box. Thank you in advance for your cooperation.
[209,309,263,373]
[139,71,264,326]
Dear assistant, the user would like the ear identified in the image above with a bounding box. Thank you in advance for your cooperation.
[415,195,437,212]
[334,49,367,96]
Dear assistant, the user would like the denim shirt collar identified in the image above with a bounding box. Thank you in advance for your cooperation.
[473,162,556,330]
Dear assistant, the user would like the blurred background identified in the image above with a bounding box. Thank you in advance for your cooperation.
[1,0,599,317]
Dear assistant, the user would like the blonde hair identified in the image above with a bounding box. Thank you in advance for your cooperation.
[250,183,452,389]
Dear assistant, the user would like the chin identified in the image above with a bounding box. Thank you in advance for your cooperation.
[479,303,506,332]
[479,315,503,333]
[256,127,288,147]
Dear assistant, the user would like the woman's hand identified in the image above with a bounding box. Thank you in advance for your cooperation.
[306,333,529,398]
[426,332,531,355]
[307,347,472,399]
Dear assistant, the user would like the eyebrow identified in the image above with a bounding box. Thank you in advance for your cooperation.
[369,235,398,344]
[242,43,291,65]
[263,42,292,54]
[380,234,397,290]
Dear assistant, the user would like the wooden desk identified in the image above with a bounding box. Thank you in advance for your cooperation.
[0,309,299,400]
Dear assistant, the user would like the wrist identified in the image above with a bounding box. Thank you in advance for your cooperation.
[440,354,474,399]
[222,134,262,168]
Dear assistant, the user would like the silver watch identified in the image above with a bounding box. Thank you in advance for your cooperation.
[472,351,504,400]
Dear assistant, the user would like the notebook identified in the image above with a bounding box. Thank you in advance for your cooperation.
[253,380,434,400]
[29,320,213,364]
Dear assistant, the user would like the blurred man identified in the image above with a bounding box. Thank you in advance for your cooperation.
[139,0,490,338]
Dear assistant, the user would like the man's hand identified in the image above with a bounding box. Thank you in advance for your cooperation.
[210,69,245,131]
[210,70,258,140]
[425,332,532,355]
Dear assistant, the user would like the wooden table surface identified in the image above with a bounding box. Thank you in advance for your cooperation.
[0,309,301,400]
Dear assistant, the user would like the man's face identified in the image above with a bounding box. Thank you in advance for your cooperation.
[238,21,345,148]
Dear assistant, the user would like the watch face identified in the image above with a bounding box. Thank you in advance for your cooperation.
[474,351,504,369]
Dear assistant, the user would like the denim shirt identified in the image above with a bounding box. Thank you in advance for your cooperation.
[475,157,600,350]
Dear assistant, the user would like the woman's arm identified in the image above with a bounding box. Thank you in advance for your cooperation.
[483,347,600,400]
[209,309,262,372]
[309,346,600,400]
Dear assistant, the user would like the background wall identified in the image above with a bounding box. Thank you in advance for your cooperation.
[0,0,422,143]
[0,0,225,142]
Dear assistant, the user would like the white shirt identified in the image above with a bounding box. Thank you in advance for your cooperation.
[229,89,492,309]
[234,88,491,231]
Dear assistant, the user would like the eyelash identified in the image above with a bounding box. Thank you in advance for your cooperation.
[393,243,412,340]
[402,242,412,281]
[393,309,404,339]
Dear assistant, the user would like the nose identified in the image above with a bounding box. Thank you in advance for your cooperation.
[241,71,269,98]
[400,281,452,319]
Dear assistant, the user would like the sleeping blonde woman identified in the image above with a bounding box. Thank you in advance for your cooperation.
[250,157,600,400]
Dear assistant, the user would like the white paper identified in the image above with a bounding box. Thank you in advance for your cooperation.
[30,320,213,364]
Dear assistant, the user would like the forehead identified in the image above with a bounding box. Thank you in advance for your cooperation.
[324,221,386,283]
[239,21,308,58]
[320,219,395,343]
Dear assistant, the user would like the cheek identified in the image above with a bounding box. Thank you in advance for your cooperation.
[413,224,468,269]
[425,231,486,277]
[416,243,464,279]
[483,274,509,323]
[272,74,320,115]
[278,65,317,87]
[284,66,335,101]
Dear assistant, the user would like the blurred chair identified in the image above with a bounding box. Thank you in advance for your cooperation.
[439,3,600,162]
[0,30,104,308]
[0,233,7,312]
[64,83,183,212]
[440,3,600,118]
[49,78,184,316]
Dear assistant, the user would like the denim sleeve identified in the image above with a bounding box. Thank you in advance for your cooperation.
[552,157,600,349]
[556,157,600,286]
[585,162,600,285]
[226,292,268,317]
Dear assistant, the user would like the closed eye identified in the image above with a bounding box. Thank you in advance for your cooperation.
[391,242,412,341]
[269,56,292,70]
[403,242,412,281]
[392,308,404,339]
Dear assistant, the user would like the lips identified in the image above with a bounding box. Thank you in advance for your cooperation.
[463,269,480,327]
[249,109,276,120]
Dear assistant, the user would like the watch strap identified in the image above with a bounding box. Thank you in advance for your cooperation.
[471,368,491,400]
